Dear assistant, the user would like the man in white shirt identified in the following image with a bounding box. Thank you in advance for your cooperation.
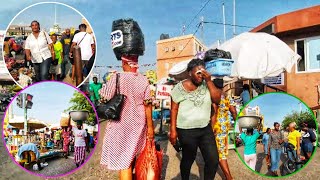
[72,121,89,167]
[70,24,95,76]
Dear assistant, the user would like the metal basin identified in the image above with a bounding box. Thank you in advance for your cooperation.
[238,115,261,128]
[69,110,89,121]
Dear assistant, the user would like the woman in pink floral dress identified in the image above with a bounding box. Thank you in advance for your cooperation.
[100,55,154,180]
[62,126,71,158]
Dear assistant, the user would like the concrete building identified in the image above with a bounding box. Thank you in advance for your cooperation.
[251,5,320,109]
[156,34,206,80]
[6,25,32,36]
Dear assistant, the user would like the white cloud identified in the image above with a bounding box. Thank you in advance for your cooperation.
[0,0,89,13]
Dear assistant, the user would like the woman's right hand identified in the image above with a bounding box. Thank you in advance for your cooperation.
[169,129,177,145]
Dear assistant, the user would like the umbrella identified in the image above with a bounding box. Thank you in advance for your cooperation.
[168,59,192,81]
[9,116,48,130]
[219,32,301,79]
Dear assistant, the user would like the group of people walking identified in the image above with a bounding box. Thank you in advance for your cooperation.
[24,20,95,82]
[44,121,91,168]
[240,120,316,176]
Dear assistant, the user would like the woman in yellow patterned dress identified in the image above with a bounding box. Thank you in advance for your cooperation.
[212,79,237,180]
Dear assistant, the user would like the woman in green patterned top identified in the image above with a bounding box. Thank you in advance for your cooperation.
[169,58,221,180]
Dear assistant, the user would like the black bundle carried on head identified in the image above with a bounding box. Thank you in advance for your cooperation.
[111,18,145,60]
[203,48,232,62]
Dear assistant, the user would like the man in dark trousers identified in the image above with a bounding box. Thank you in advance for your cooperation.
[60,28,72,80]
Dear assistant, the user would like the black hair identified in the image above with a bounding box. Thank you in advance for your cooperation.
[274,122,280,127]
[187,58,205,72]
[213,78,224,89]
[51,33,57,38]
[266,128,270,133]
[93,77,98,80]
[74,30,80,34]
[79,23,87,30]
[247,128,254,135]
[301,122,308,128]
[243,84,250,90]
[31,20,40,30]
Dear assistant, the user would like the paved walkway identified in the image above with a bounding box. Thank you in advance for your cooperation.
[1,119,319,180]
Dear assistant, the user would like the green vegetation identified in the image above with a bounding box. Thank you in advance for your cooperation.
[65,91,96,126]
[282,110,316,130]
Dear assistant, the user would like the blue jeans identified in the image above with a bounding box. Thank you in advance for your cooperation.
[288,149,302,170]
[270,148,282,171]
[61,55,71,77]
[33,57,51,82]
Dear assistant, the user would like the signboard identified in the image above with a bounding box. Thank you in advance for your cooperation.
[111,30,123,49]
[261,73,284,86]
[156,85,172,100]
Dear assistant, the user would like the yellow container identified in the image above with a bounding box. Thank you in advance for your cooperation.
[60,117,70,127]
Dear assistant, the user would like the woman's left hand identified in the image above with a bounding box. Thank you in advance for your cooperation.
[147,127,154,140]
[201,69,211,82]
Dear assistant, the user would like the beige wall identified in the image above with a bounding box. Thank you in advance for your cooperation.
[156,35,206,80]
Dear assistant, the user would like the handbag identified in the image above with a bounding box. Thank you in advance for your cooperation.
[135,139,163,180]
[43,32,56,64]
[96,73,125,120]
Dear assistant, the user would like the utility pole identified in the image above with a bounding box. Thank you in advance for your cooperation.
[22,93,27,135]
[222,2,226,42]
[200,16,204,42]
[182,25,186,35]
[233,0,236,37]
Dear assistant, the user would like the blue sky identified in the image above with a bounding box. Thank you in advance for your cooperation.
[246,93,309,128]
[12,82,78,125]
[9,3,83,32]
[0,0,319,75]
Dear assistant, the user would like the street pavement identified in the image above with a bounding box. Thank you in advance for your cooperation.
[237,143,320,178]
[0,118,319,179]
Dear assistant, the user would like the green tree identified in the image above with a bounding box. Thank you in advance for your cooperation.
[282,110,316,130]
[65,91,97,126]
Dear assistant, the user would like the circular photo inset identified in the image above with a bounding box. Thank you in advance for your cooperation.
[235,92,318,177]
[2,81,99,178]
[2,2,96,88]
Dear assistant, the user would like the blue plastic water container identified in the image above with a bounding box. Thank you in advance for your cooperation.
[205,58,234,76]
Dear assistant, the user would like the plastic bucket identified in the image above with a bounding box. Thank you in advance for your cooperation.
[205,58,234,76]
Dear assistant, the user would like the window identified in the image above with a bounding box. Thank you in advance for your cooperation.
[164,47,169,52]
[179,45,184,50]
[296,37,320,72]
[171,46,175,51]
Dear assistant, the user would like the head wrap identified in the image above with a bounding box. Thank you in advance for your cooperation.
[121,55,139,73]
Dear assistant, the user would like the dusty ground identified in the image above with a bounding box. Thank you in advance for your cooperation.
[237,143,320,178]
[1,119,319,180]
